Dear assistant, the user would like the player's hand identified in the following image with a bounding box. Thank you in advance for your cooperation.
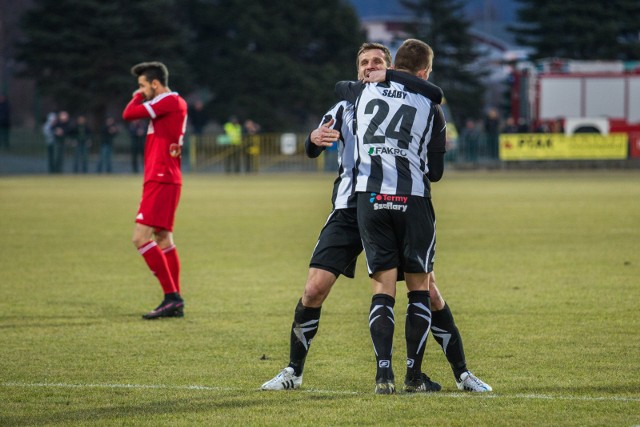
[311,119,340,147]
[364,69,386,83]
[132,89,143,98]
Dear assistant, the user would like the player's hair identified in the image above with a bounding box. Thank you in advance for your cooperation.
[131,61,169,86]
[356,42,392,69]
[394,39,433,74]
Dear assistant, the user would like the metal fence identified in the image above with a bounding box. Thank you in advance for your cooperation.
[0,127,510,175]
[14,127,639,174]
[188,133,333,173]
[0,130,331,175]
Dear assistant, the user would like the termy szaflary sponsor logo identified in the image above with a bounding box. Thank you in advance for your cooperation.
[369,193,408,212]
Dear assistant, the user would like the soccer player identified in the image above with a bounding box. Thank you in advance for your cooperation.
[122,61,188,320]
[336,39,492,394]
[261,43,456,393]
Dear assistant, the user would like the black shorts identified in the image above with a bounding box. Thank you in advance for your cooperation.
[309,208,362,278]
[356,192,436,275]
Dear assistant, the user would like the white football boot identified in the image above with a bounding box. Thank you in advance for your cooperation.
[456,371,493,392]
[261,367,303,390]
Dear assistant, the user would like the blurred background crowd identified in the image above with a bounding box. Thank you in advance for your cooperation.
[0,0,638,174]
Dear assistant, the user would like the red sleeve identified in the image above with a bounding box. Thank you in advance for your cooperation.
[149,95,180,118]
[122,93,149,121]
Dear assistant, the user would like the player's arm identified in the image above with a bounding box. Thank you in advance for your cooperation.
[305,115,340,158]
[334,81,365,104]
[366,69,443,104]
[122,92,151,121]
[386,70,443,104]
[427,105,447,182]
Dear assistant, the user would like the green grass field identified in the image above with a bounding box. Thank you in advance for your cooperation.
[1,171,639,426]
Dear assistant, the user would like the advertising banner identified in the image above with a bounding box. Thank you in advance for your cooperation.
[499,133,628,160]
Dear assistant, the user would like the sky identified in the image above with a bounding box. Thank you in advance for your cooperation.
[347,0,518,23]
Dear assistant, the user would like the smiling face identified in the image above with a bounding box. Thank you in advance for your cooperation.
[357,48,389,80]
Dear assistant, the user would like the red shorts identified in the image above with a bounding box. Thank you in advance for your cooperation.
[135,181,181,232]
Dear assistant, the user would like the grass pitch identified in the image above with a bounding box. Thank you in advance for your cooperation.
[1,171,639,426]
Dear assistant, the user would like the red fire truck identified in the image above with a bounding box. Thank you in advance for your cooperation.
[509,58,640,158]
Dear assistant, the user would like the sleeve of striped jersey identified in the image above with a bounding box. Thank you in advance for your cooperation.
[334,81,364,104]
[429,105,447,153]
[385,70,443,104]
[427,151,445,182]
[427,106,447,182]
[305,112,335,158]
[305,133,324,158]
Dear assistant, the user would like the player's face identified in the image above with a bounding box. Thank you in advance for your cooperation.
[357,49,388,80]
[137,76,157,101]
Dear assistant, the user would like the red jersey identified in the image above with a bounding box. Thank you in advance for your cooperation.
[123,92,188,184]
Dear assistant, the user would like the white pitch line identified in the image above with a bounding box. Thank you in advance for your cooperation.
[1,382,235,392]
[2,382,639,403]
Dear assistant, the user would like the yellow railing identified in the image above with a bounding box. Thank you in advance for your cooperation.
[187,133,329,173]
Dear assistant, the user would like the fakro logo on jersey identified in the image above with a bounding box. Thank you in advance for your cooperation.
[369,193,409,212]
[368,146,408,157]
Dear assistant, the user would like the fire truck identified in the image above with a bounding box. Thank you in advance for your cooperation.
[508,58,640,158]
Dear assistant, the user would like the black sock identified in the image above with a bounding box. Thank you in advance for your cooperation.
[164,292,182,302]
[405,290,431,379]
[288,299,321,376]
[369,294,395,382]
[431,302,467,380]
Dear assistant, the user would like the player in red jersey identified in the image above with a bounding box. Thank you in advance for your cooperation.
[122,61,188,319]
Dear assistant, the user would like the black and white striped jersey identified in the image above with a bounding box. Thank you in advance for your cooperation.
[305,100,357,209]
[353,81,446,196]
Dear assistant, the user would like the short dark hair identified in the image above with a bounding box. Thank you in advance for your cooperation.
[131,61,169,86]
[356,42,392,70]
[394,39,433,74]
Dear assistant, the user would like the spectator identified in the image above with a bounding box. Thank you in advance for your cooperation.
[243,118,261,173]
[185,100,208,171]
[43,112,57,173]
[97,117,118,173]
[549,118,564,134]
[189,100,208,137]
[502,117,518,134]
[70,115,92,173]
[460,119,481,164]
[534,121,550,133]
[0,95,10,150]
[223,115,242,173]
[129,119,147,173]
[516,117,530,133]
[483,108,500,160]
[52,111,71,173]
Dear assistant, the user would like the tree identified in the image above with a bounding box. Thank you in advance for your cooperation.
[509,0,640,60]
[185,0,364,131]
[400,0,487,125]
[16,0,192,126]
[16,0,365,131]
